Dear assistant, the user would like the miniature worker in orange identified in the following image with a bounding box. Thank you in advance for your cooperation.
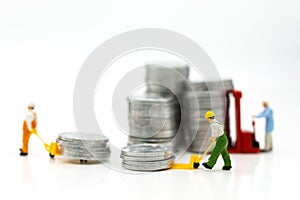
[20,103,37,156]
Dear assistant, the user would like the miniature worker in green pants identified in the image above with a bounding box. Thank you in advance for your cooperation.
[202,111,232,171]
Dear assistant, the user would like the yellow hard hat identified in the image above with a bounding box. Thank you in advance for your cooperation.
[205,111,215,118]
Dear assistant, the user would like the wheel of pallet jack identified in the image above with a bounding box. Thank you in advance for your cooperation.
[193,162,200,169]
[49,153,55,159]
[80,159,87,163]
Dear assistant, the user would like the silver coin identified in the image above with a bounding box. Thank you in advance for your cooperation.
[122,155,175,166]
[128,129,177,138]
[122,156,175,171]
[145,64,189,96]
[184,80,234,91]
[128,93,176,104]
[121,153,174,162]
[56,138,108,148]
[127,138,173,145]
[62,154,111,161]
[121,144,172,157]
[128,116,177,125]
[61,150,111,160]
[60,145,110,153]
[58,132,109,143]
[129,120,178,131]
[145,83,184,96]
[184,90,225,98]
[129,109,178,118]
[122,162,173,171]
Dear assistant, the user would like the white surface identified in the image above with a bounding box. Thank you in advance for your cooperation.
[2,148,299,200]
[1,0,300,200]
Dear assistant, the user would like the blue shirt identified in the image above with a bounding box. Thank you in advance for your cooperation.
[256,106,274,133]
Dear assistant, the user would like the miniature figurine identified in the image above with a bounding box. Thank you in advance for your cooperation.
[202,111,232,170]
[19,103,37,156]
[252,101,274,152]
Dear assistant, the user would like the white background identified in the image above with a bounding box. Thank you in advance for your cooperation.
[1,0,300,200]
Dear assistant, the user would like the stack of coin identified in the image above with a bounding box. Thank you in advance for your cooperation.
[127,92,179,145]
[130,64,190,148]
[57,132,111,163]
[145,64,189,96]
[183,80,234,153]
[121,143,175,171]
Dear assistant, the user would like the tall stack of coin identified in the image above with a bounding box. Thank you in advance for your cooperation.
[127,92,179,145]
[183,80,234,153]
[121,144,175,171]
[57,132,111,163]
[142,64,189,148]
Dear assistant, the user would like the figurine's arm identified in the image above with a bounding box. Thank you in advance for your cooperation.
[256,108,271,118]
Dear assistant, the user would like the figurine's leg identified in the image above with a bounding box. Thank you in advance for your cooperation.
[221,148,231,167]
[206,135,227,168]
[265,133,272,151]
[22,130,31,153]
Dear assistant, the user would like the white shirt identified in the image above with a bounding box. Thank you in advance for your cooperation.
[210,119,224,138]
[25,111,37,130]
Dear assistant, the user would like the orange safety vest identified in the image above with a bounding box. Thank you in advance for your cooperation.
[21,112,37,153]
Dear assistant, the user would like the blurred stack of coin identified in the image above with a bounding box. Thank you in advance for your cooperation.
[57,132,111,163]
[127,92,179,145]
[145,64,189,96]
[143,64,190,149]
[182,80,234,153]
[121,143,175,171]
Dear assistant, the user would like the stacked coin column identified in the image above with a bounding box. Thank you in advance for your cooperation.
[145,64,190,97]
[144,64,190,149]
[127,93,179,145]
[121,144,175,171]
[57,132,111,163]
[183,80,234,153]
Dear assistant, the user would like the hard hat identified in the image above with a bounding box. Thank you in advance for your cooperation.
[28,102,35,109]
[205,110,215,118]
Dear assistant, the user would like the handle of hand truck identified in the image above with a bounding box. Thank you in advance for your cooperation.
[198,140,216,161]
[31,131,51,152]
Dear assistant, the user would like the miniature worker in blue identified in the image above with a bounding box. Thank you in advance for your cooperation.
[253,101,274,152]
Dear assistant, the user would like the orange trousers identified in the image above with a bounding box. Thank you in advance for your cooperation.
[21,121,32,153]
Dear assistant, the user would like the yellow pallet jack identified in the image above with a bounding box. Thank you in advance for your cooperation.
[32,129,215,167]
[171,141,215,170]
[32,130,61,158]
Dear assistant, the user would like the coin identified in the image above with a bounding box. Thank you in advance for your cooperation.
[122,162,174,171]
[120,143,175,171]
[121,143,172,157]
[182,80,234,153]
[58,132,109,143]
[121,153,174,162]
[127,92,180,145]
[57,132,110,162]
[122,155,175,166]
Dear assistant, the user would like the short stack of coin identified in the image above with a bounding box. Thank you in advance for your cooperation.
[127,92,179,145]
[57,132,111,163]
[121,143,175,171]
[183,80,234,153]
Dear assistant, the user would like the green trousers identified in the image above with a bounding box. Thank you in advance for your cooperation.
[207,133,231,167]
